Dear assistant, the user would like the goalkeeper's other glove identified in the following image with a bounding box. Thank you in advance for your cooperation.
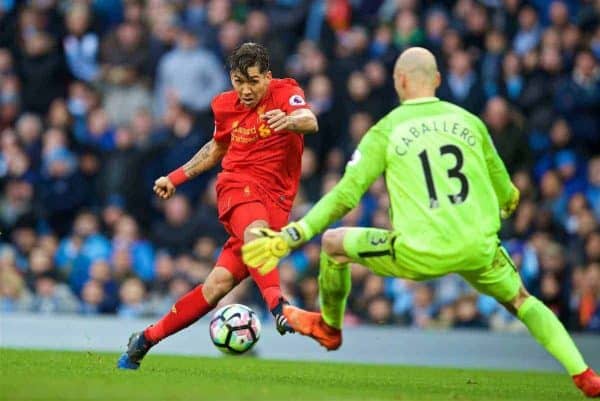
[500,185,520,219]
[242,222,306,275]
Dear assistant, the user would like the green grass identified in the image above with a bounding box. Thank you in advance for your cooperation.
[0,348,583,401]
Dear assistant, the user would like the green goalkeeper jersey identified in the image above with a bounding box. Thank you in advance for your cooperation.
[299,97,516,274]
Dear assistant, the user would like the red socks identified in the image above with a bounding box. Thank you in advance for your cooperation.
[144,285,212,343]
[248,265,283,310]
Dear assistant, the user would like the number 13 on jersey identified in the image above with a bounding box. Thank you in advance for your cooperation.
[418,144,470,209]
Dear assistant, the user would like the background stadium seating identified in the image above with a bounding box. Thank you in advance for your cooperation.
[0,0,599,333]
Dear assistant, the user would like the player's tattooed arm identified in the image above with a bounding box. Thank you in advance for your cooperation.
[287,108,319,134]
[182,139,228,179]
[264,108,318,134]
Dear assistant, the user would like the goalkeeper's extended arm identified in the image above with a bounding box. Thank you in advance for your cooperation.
[242,121,388,273]
[298,122,389,240]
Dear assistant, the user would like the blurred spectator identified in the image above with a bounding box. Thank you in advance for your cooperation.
[117,277,147,318]
[153,24,226,120]
[454,294,488,329]
[63,4,99,82]
[15,113,42,169]
[89,259,118,313]
[17,29,68,114]
[55,211,111,293]
[463,3,488,52]
[587,157,600,220]
[483,97,531,174]
[10,219,37,270]
[31,272,79,314]
[555,51,600,155]
[96,126,139,205]
[408,283,435,328]
[0,179,34,233]
[393,10,424,50]
[513,6,542,55]
[481,30,506,97]
[158,104,209,200]
[367,296,394,325]
[0,264,33,312]
[80,279,105,315]
[151,194,200,255]
[38,130,87,235]
[82,107,116,151]
[215,20,243,64]
[438,50,485,113]
[112,214,154,282]
[100,21,152,126]
[244,10,286,77]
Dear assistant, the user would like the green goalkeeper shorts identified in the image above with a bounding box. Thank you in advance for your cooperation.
[342,227,521,303]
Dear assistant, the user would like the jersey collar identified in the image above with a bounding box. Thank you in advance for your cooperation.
[402,97,440,105]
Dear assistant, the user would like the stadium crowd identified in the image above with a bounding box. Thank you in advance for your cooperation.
[1,0,599,333]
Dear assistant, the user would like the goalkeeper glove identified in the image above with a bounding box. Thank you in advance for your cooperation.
[242,222,306,275]
[500,185,520,219]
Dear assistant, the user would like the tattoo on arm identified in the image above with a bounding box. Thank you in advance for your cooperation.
[183,139,227,178]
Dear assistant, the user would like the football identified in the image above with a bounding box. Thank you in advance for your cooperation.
[209,304,261,354]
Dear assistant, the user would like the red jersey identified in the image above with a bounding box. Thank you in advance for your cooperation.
[211,78,310,211]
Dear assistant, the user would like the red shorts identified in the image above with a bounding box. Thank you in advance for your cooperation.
[215,180,290,281]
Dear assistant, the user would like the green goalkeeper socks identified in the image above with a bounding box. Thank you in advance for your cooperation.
[318,252,351,330]
[517,296,587,376]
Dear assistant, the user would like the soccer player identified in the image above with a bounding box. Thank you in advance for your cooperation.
[117,43,318,370]
[242,47,600,397]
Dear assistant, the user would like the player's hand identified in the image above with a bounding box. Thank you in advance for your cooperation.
[242,222,307,275]
[500,185,520,219]
[263,109,291,132]
[153,176,176,200]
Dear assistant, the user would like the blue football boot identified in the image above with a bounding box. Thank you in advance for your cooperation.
[117,331,153,370]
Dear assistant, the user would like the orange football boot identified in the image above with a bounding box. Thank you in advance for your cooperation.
[573,368,600,398]
[283,305,342,351]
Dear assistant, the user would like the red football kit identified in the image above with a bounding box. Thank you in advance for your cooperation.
[144,78,310,344]
[212,78,309,285]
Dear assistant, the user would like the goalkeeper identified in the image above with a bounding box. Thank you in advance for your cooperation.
[242,47,600,397]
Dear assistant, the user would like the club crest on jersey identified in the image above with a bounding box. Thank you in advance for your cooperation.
[289,95,306,106]
[259,124,272,138]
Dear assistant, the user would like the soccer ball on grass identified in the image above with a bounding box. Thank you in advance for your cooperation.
[209,304,261,354]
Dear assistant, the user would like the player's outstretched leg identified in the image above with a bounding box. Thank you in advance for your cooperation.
[514,293,600,397]
[463,246,600,397]
[117,268,234,370]
[283,250,349,350]
[117,284,213,369]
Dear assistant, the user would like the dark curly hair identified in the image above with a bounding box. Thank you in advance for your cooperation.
[228,42,270,78]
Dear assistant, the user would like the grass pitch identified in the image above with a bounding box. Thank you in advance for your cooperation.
[0,348,583,401]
